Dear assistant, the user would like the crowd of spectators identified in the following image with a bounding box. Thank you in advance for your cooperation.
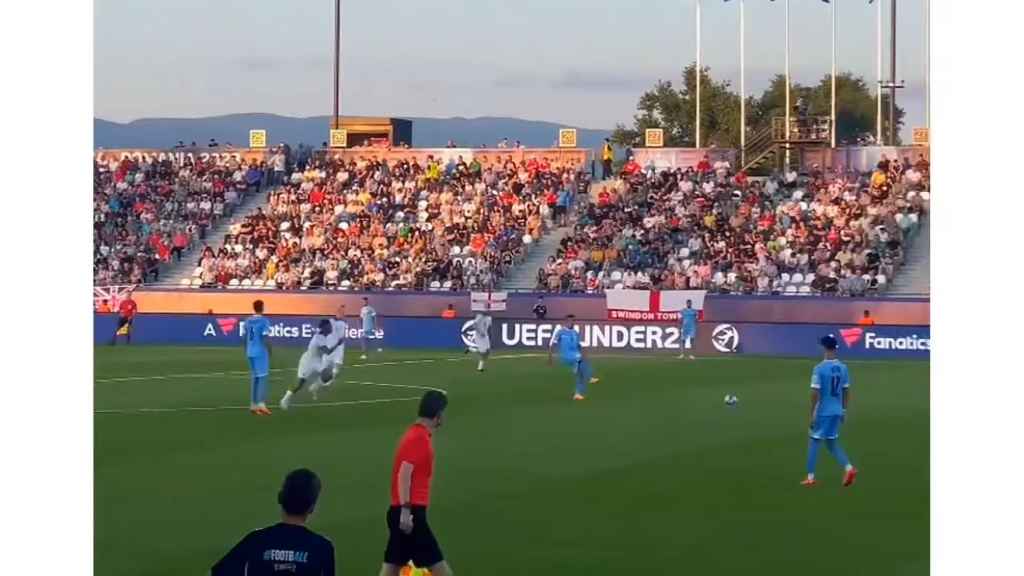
[189,153,590,290]
[537,152,930,295]
[93,153,267,286]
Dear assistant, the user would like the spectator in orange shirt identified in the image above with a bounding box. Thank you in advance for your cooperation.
[97,299,112,313]
[857,310,876,326]
[441,304,456,319]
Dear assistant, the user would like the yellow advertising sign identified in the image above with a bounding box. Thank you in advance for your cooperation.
[248,129,268,149]
[558,128,577,148]
[912,127,929,146]
[645,128,665,148]
[329,129,348,148]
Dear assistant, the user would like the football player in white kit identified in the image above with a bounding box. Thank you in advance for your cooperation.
[320,304,350,388]
[279,318,344,410]
[472,310,492,372]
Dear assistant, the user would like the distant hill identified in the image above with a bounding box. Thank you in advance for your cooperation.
[94,114,613,151]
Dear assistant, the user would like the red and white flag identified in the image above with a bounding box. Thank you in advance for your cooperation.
[605,289,707,322]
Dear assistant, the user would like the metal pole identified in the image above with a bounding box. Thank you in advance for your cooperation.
[740,0,746,164]
[831,0,837,148]
[784,0,790,167]
[924,0,929,128]
[696,0,702,149]
[889,0,897,146]
[333,0,341,129]
[876,0,882,145]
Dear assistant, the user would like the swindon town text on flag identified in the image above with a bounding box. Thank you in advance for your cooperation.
[605,290,707,322]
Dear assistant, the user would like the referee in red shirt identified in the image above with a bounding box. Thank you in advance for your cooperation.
[111,292,138,345]
[379,390,453,576]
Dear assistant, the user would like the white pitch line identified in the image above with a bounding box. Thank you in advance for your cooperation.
[348,380,447,393]
[95,396,421,415]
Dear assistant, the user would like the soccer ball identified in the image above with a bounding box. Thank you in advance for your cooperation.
[724,394,739,406]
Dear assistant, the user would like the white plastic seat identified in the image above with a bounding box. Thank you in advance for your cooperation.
[450,246,462,256]
[804,273,814,285]
[192,267,203,278]
[712,272,725,285]
[463,257,475,268]
[610,270,623,281]
[240,278,252,288]
[228,278,240,287]
[613,283,624,290]
[681,259,692,270]
[780,272,791,284]
[785,285,798,294]
[726,272,737,283]
[678,247,690,259]
[252,279,265,288]
[790,273,804,284]
[264,279,277,289]
[798,285,812,294]
[179,278,192,286]
[920,192,930,201]
[452,257,463,266]
[429,281,441,291]
[191,278,202,288]
[442,280,453,290]
[876,274,887,286]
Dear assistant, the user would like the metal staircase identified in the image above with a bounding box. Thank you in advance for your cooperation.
[740,116,832,174]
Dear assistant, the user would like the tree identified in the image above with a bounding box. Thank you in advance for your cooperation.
[611,64,742,149]
[617,67,906,149]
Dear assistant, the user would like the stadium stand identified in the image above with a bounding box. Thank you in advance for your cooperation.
[537,154,930,295]
[187,154,590,290]
[93,154,266,286]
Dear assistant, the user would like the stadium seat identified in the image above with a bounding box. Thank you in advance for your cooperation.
[228,278,240,287]
[785,285,798,294]
[442,280,452,290]
[681,259,692,270]
[804,273,814,285]
[429,281,441,291]
[452,257,463,266]
[252,279,264,288]
[712,272,725,285]
[451,246,462,256]
[791,273,804,284]
[920,191,930,201]
[780,272,791,284]
[610,270,623,281]
[463,257,475,268]
[613,283,624,290]
[264,280,276,289]
[179,278,191,287]
[192,267,203,278]
[678,247,690,259]
[240,278,252,288]
[340,280,351,290]
[190,278,202,288]
[726,272,737,284]
[876,274,887,286]
[798,285,812,294]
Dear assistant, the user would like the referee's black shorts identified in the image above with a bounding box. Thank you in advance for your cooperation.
[384,506,444,568]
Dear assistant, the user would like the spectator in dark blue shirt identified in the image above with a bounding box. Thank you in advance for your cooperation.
[211,469,335,576]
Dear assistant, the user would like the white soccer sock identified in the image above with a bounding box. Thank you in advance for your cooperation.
[478,360,485,370]
[845,464,854,471]
[282,390,293,400]
[807,473,815,480]
[684,337,692,350]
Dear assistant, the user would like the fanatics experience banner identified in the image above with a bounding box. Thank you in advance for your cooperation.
[96,314,929,360]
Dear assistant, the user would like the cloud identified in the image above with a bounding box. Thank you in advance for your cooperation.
[234,55,330,73]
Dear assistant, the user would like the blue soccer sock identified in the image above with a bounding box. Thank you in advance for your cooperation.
[258,376,269,405]
[806,438,822,477]
[250,375,259,406]
[575,359,592,396]
[825,438,852,469]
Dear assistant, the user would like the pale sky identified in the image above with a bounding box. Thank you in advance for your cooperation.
[95,0,928,136]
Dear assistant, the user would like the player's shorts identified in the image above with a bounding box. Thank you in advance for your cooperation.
[384,506,444,568]
[809,414,843,440]
[297,351,327,380]
[247,354,269,378]
[681,326,696,339]
[560,354,582,370]
[474,337,491,354]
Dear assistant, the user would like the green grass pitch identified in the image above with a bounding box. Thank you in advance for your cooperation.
[95,346,929,575]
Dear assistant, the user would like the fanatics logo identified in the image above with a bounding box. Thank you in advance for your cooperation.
[216,317,239,335]
[839,327,864,348]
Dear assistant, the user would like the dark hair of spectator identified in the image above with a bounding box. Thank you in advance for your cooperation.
[418,390,448,419]
[253,300,264,313]
[277,468,321,516]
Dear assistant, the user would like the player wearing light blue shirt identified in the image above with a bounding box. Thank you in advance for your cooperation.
[677,299,699,360]
[548,315,599,400]
[359,297,378,360]
[243,299,273,415]
[803,335,858,487]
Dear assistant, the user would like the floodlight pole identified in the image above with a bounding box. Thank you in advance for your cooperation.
[333,0,341,129]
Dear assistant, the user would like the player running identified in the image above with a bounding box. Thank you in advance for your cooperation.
[548,314,598,401]
[379,391,453,576]
[802,334,859,487]
[320,305,350,387]
[360,297,379,360]
[677,299,698,360]
[244,300,273,415]
[280,319,346,410]
[472,310,492,372]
